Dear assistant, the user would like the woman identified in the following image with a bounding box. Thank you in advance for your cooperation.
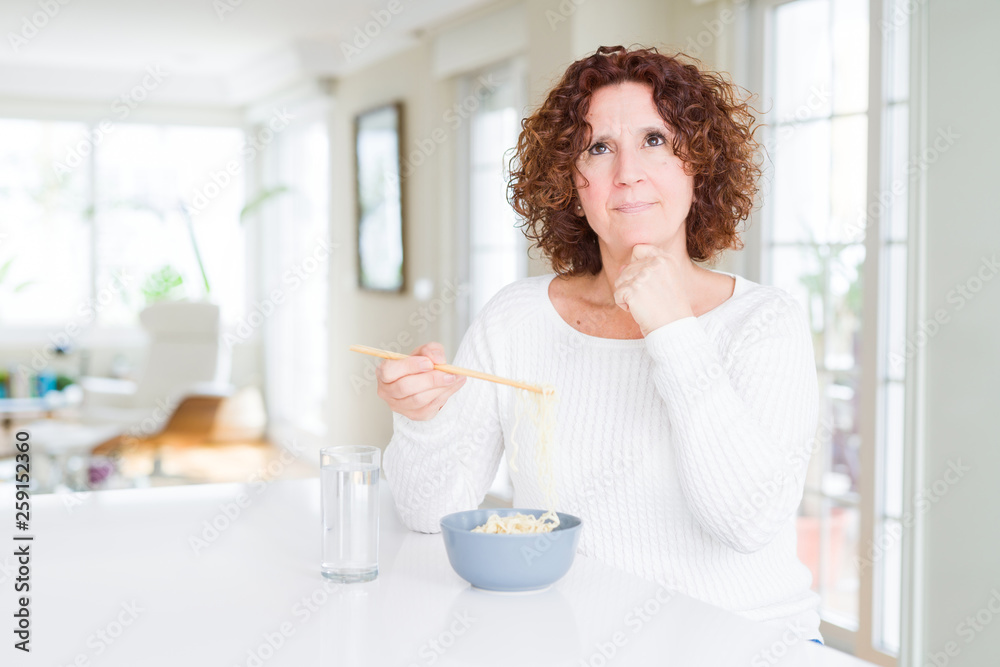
[377,45,821,641]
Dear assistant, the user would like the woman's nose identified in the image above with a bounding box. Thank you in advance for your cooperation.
[613,147,645,186]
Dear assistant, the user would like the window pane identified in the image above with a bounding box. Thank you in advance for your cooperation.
[885,0,910,103]
[94,124,246,326]
[826,372,860,497]
[832,0,869,115]
[774,0,832,122]
[797,496,860,629]
[770,245,825,361]
[471,106,517,169]
[470,248,520,316]
[827,243,865,370]
[886,103,910,242]
[470,165,520,248]
[467,63,525,324]
[881,381,905,518]
[797,495,823,599]
[0,119,91,327]
[263,120,330,435]
[875,518,902,653]
[805,372,835,494]
[824,501,860,627]
[830,115,868,243]
[883,243,907,381]
[771,120,831,243]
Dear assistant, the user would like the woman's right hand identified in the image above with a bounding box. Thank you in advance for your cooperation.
[376,342,467,421]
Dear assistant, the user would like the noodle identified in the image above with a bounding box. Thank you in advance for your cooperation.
[473,385,560,534]
[471,510,559,534]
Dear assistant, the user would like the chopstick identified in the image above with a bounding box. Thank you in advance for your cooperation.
[349,344,546,394]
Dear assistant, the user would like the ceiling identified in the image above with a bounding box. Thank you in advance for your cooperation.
[0,0,493,107]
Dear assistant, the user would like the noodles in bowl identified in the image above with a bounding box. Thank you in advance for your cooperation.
[440,383,580,591]
[440,508,583,592]
[471,510,559,534]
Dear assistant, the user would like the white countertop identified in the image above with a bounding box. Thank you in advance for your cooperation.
[2,477,877,666]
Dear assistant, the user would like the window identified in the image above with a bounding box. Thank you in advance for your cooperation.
[0,120,92,327]
[457,57,529,502]
[258,113,330,440]
[0,119,245,332]
[753,0,908,661]
[458,57,529,330]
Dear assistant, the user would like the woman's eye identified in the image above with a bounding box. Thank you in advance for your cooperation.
[587,143,608,156]
[646,133,666,147]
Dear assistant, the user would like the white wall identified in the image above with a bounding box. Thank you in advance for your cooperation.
[918,0,1000,664]
[325,39,461,449]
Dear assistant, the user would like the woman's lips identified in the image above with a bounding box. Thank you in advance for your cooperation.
[614,202,655,213]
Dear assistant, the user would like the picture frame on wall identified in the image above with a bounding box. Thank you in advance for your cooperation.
[354,101,405,292]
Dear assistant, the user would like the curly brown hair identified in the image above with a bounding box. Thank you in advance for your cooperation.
[508,45,762,276]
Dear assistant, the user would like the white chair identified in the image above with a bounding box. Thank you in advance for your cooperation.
[80,301,232,429]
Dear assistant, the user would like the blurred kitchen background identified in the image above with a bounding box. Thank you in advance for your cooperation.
[0,1,995,665]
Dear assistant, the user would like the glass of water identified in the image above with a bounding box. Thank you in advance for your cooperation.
[320,445,380,582]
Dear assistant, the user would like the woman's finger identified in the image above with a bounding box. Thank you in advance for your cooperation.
[393,376,466,412]
[381,369,459,400]
[377,354,434,384]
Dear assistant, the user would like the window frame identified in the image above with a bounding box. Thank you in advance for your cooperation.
[746,0,918,662]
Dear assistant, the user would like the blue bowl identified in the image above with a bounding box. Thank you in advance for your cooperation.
[439,508,583,592]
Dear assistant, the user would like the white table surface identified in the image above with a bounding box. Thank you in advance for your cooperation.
[2,477,877,666]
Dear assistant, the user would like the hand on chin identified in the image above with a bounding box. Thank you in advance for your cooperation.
[613,244,695,336]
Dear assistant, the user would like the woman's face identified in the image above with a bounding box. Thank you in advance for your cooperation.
[573,81,695,261]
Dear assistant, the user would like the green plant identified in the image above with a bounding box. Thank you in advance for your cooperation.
[141,264,185,304]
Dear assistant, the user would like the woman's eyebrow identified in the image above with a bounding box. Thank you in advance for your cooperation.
[589,125,670,143]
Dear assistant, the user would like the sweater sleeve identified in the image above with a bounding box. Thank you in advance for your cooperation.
[644,292,819,553]
[382,310,505,533]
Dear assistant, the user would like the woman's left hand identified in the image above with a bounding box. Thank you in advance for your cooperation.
[614,244,695,336]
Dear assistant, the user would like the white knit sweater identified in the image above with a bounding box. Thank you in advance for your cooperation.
[383,271,822,637]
